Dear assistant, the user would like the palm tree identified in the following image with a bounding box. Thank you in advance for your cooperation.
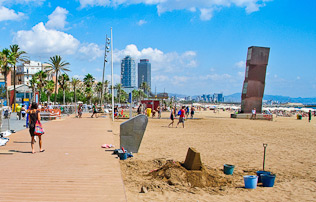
[29,74,38,102]
[45,80,55,103]
[85,87,93,104]
[0,49,14,106]
[138,89,146,101]
[58,73,70,105]
[132,89,140,103]
[95,82,103,104]
[10,44,28,111]
[34,70,47,102]
[47,55,70,105]
[83,73,95,88]
[71,78,80,104]
[140,82,150,97]
[115,83,122,104]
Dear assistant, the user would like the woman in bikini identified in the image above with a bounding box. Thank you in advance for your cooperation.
[28,102,44,154]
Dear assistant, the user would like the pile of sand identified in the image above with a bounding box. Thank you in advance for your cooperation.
[120,158,248,195]
[149,160,232,188]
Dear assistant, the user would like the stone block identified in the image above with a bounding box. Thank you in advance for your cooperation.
[120,115,148,153]
[183,147,202,170]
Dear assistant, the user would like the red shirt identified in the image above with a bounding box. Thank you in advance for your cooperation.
[180,109,185,117]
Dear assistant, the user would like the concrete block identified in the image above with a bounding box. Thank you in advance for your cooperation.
[183,147,202,170]
[120,115,148,153]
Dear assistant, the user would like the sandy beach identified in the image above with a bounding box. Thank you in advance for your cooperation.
[112,110,316,202]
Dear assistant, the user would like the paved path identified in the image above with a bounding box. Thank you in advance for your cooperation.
[0,114,126,202]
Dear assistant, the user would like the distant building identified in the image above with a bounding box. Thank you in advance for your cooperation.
[213,93,224,103]
[16,61,42,85]
[121,56,136,88]
[138,59,151,89]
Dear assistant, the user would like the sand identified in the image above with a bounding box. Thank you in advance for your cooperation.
[111,110,316,202]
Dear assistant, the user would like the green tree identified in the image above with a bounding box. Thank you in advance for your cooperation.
[140,82,150,97]
[85,87,93,104]
[10,44,28,111]
[47,55,70,105]
[45,80,55,103]
[34,70,47,102]
[71,78,80,104]
[0,48,14,106]
[83,74,95,104]
[95,82,103,104]
[58,73,70,105]
[29,74,38,102]
[115,83,122,104]
[83,73,95,87]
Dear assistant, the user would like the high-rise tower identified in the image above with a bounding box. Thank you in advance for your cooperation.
[138,59,151,90]
[121,56,136,88]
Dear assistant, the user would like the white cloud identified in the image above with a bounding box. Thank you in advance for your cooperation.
[296,76,301,80]
[0,6,24,21]
[235,60,245,68]
[46,7,69,30]
[137,19,147,26]
[78,43,103,61]
[114,44,197,72]
[14,22,80,55]
[0,0,45,6]
[200,8,213,21]
[200,73,232,81]
[79,0,270,20]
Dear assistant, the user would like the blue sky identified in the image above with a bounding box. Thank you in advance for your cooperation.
[0,0,315,97]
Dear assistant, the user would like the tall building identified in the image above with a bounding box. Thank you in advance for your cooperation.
[138,59,151,90]
[121,56,136,88]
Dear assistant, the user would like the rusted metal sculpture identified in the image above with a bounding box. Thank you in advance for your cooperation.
[241,46,270,113]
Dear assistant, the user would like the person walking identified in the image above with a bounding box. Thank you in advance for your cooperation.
[28,102,43,154]
[91,102,98,118]
[21,105,26,120]
[308,110,312,122]
[168,107,175,128]
[176,106,186,128]
[78,104,83,118]
[190,106,195,119]
[137,104,142,115]
[251,108,256,120]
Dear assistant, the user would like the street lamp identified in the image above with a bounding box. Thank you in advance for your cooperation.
[101,34,110,106]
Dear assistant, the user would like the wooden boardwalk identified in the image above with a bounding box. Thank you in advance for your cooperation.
[0,114,126,202]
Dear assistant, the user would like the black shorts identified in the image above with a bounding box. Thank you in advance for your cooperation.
[170,115,174,121]
[29,126,35,137]
[179,117,184,123]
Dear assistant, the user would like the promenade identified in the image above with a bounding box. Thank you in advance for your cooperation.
[0,114,126,202]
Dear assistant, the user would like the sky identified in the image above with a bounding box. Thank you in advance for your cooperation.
[0,0,315,97]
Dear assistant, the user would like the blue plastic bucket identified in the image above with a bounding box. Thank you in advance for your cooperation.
[261,174,276,187]
[256,171,271,183]
[223,164,235,175]
[119,152,127,160]
[243,175,258,189]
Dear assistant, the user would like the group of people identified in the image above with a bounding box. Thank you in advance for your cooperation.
[168,105,195,128]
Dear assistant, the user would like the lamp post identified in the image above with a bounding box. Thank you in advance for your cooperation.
[111,27,114,121]
[101,34,110,106]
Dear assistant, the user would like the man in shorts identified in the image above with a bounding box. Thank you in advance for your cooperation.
[91,102,98,118]
[176,106,186,128]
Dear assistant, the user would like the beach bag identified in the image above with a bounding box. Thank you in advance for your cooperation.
[178,110,181,115]
[34,120,44,136]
